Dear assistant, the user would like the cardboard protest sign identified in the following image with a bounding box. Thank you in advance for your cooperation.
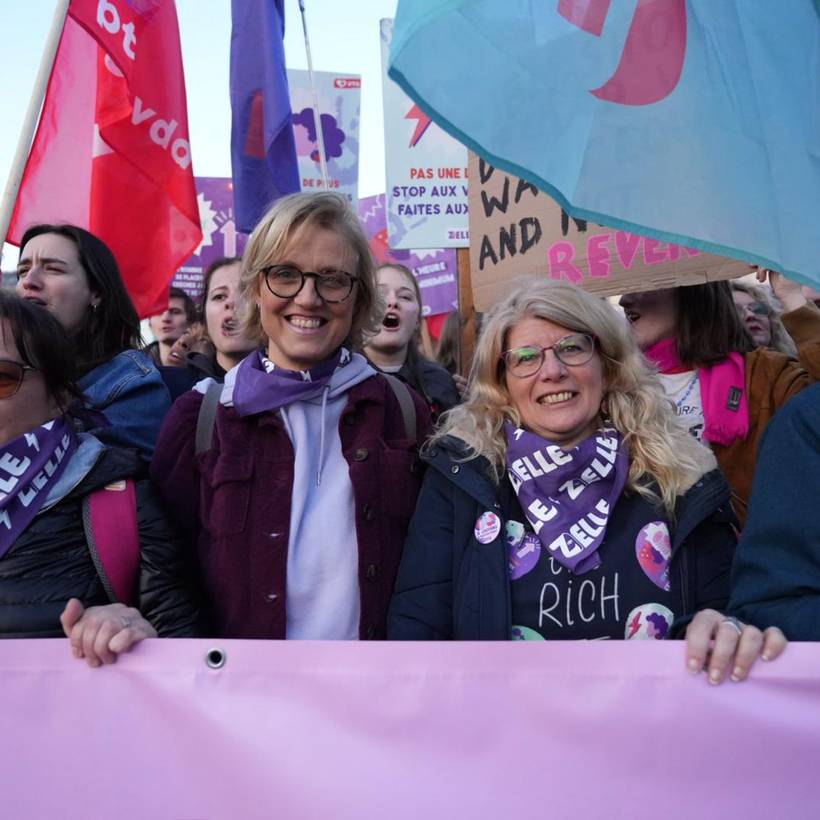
[380,19,469,250]
[468,154,751,312]
[288,69,361,206]
[173,177,248,301]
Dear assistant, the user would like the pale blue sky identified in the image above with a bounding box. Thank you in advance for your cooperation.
[0,0,399,267]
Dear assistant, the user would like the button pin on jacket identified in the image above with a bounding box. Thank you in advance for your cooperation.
[474,511,501,544]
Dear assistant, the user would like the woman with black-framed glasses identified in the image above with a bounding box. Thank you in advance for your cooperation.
[0,291,196,657]
[389,279,786,684]
[152,192,431,640]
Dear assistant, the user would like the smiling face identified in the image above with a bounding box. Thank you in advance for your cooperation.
[16,233,99,337]
[256,224,358,371]
[204,262,256,370]
[149,296,189,345]
[504,316,606,448]
[366,266,421,359]
[732,289,771,347]
[619,288,678,351]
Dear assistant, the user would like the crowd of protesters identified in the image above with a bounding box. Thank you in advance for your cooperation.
[4,190,820,679]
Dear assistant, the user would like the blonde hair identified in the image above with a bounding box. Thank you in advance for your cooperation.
[433,279,712,513]
[731,280,797,357]
[237,192,379,348]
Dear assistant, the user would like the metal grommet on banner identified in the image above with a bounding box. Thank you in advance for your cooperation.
[205,648,227,669]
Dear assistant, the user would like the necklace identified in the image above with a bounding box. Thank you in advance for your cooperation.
[675,371,699,411]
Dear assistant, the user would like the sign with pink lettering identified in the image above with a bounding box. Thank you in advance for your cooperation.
[172,177,248,301]
[468,154,750,311]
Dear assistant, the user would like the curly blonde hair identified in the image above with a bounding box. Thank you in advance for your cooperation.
[433,279,713,514]
[237,192,380,349]
[731,280,798,357]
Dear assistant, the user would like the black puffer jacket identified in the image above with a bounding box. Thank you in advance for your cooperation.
[0,444,199,638]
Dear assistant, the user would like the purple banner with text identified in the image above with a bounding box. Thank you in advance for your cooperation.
[1,640,818,819]
[173,177,249,301]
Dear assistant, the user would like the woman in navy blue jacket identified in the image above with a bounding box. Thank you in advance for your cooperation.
[389,280,785,683]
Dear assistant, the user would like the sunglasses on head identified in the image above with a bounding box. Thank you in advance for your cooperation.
[0,359,38,398]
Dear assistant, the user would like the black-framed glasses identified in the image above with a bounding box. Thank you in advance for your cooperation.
[0,359,38,398]
[501,333,596,378]
[262,264,358,303]
[736,301,771,318]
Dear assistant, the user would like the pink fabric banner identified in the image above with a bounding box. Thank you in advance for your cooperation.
[1,639,819,819]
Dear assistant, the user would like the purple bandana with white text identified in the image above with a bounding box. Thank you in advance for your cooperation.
[0,416,78,560]
[504,422,629,575]
[232,348,352,416]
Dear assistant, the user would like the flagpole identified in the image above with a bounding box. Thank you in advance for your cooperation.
[297,0,330,191]
[0,0,71,250]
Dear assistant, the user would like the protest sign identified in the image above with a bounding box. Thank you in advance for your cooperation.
[359,194,457,317]
[468,154,751,312]
[172,177,248,300]
[287,69,361,206]
[2,640,819,819]
[380,19,468,251]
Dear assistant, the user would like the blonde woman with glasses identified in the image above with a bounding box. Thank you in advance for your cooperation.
[389,279,785,684]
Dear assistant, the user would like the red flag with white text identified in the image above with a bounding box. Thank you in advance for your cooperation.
[8,0,201,318]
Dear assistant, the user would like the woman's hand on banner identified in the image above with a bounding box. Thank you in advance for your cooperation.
[60,598,157,668]
[685,608,786,684]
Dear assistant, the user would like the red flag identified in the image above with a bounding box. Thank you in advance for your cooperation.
[8,0,202,318]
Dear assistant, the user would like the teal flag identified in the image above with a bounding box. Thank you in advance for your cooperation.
[389,0,820,287]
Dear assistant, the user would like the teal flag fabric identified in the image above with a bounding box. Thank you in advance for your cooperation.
[389,0,820,288]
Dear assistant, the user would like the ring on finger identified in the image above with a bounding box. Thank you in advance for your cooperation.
[119,614,133,630]
[721,616,744,635]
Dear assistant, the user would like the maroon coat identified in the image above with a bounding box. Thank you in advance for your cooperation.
[151,374,431,639]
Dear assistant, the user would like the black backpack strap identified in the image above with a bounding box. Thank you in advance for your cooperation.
[195,380,222,455]
[383,373,417,443]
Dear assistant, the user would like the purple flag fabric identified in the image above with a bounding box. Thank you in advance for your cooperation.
[2,639,820,818]
[230,0,300,234]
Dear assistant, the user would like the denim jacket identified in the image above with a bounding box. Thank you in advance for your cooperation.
[78,349,171,459]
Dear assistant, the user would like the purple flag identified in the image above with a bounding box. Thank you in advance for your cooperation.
[230,0,300,234]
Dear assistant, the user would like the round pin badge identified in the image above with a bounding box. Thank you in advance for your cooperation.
[474,511,501,544]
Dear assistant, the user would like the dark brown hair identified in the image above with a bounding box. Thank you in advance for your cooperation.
[168,286,198,323]
[0,290,81,406]
[675,281,755,366]
[200,257,242,315]
[19,224,142,375]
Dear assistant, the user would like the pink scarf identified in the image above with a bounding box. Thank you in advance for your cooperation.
[644,339,749,446]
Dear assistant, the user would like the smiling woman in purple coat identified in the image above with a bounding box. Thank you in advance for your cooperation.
[151,192,431,640]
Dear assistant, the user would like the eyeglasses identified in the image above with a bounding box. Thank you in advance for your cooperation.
[501,333,596,378]
[736,301,771,318]
[262,264,358,304]
[0,359,38,398]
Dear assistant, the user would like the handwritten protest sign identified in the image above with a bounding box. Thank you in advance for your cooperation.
[468,154,750,312]
[381,19,469,250]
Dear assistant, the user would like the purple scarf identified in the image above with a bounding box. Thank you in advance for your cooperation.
[505,422,629,575]
[232,348,352,416]
[0,416,79,560]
